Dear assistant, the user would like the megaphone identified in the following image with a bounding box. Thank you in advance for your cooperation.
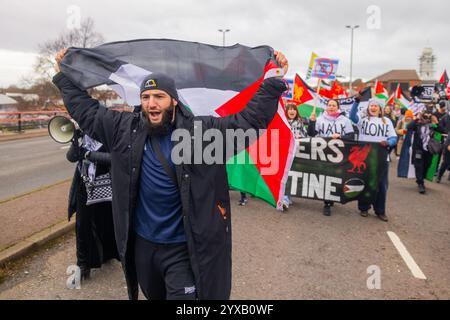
[48,116,77,144]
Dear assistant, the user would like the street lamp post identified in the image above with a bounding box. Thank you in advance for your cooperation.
[346,25,359,95]
[218,29,230,47]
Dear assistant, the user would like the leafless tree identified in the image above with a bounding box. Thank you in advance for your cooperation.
[34,17,104,80]
[27,17,104,109]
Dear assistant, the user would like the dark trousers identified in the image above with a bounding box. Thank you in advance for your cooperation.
[414,150,433,186]
[438,151,450,179]
[358,162,389,215]
[134,234,196,300]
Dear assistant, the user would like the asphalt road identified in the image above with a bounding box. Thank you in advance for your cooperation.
[1,165,449,300]
[0,136,74,201]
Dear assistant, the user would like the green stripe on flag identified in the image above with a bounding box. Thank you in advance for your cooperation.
[375,93,388,102]
[226,149,276,206]
[297,104,324,118]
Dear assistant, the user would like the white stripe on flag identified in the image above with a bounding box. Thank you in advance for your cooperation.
[108,64,152,106]
[178,88,238,117]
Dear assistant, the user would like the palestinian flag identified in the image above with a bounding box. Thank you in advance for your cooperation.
[386,94,395,105]
[398,129,441,182]
[439,70,450,97]
[374,80,388,101]
[59,39,295,209]
[397,130,416,179]
[343,178,365,199]
[394,84,411,110]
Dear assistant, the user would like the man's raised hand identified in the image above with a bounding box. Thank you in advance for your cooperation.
[274,50,289,75]
[54,48,68,73]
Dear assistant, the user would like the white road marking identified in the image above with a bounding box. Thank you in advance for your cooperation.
[60,146,70,150]
[387,231,426,280]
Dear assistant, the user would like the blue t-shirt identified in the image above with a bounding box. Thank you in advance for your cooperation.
[134,133,185,244]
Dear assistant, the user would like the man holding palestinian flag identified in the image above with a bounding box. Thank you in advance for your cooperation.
[52,40,289,300]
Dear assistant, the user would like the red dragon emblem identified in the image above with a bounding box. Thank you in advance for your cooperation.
[347,144,372,174]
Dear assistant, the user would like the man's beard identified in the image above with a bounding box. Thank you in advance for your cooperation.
[143,104,175,136]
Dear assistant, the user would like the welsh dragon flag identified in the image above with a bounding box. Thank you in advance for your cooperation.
[374,80,388,101]
[59,39,295,209]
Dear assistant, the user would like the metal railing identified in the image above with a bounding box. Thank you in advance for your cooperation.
[0,111,69,133]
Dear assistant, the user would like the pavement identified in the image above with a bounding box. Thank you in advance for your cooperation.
[0,180,71,252]
[0,163,449,300]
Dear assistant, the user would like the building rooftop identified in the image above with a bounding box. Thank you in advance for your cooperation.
[368,69,420,82]
[0,94,18,105]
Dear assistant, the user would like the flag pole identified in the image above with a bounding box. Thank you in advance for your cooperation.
[371,79,376,98]
[312,78,321,117]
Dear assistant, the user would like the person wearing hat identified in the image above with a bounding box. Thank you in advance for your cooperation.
[53,48,289,300]
[395,109,414,158]
[350,97,398,222]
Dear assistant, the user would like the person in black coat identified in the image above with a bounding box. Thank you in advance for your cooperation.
[66,130,119,280]
[406,110,439,194]
[438,101,450,134]
[53,48,289,300]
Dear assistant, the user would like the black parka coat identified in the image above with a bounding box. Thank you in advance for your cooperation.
[53,72,286,299]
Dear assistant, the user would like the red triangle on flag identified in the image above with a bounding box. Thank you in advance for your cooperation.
[375,80,386,95]
[386,94,394,105]
[213,60,294,207]
[247,105,293,204]
[215,60,279,117]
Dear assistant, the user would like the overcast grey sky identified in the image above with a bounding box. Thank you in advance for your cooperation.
[0,0,448,87]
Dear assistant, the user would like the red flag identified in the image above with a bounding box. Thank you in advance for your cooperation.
[439,70,449,86]
[318,81,347,99]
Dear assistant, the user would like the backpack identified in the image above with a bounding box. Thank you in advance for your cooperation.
[427,130,442,155]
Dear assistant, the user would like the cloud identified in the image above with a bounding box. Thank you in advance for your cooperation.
[0,0,448,86]
[0,50,37,87]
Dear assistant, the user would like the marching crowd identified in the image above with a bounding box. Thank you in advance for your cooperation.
[276,94,450,220]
